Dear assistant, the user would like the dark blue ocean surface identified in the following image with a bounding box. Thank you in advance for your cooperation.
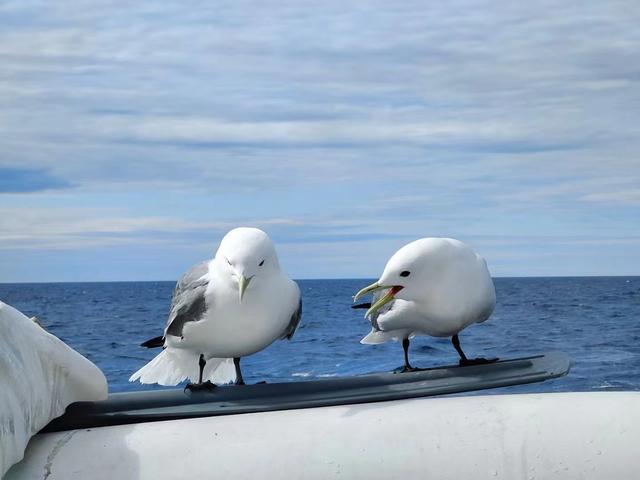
[1,277,638,394]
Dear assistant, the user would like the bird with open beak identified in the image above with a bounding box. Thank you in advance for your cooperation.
[353,237,497,371]
[131,227,302,389]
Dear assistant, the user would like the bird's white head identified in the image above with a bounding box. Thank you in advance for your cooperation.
[215,227,280,302]
[353,238,450,318]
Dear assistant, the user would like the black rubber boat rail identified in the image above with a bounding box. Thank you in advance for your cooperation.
[42,351,570,433]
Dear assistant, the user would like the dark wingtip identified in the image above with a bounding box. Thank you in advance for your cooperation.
[140,335,164,348]
[351,302,372,310]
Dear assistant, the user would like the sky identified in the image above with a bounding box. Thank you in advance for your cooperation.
[1,0,639,282]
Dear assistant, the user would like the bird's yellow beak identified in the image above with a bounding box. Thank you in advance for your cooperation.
[353,281,386,301]
[353,281,404,318]
[238,274,252,302]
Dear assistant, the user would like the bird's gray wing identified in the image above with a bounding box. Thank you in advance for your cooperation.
[281,289,302,341]
[164,261,210,338]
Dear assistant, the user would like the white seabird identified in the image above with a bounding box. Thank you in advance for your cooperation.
[353,237,496,371]
[130,227,302,389]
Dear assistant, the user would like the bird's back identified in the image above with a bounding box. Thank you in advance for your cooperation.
[420,239,495,326]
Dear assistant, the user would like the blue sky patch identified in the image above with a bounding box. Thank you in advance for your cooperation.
[0,167,71,193]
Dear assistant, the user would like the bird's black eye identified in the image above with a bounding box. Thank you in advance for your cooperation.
[259,260,265,267]
[226,258,232,266]
[400,270,411,277]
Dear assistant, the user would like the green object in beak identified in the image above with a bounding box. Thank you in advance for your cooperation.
[238,274,252,302]
[365,286,403,318]
[353,281,404,318]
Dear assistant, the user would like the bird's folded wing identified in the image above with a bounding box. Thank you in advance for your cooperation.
[281,290,302,341]
[165,261,210,338]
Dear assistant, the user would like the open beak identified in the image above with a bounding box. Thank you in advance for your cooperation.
[238,274,252,302]
[353,281,387,301]
[353,281,404,318]
[365,285,403,318]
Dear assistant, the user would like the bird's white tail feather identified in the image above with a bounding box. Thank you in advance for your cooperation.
[129,350,236,386]
[360,329,413,345]
[203,357,236,384]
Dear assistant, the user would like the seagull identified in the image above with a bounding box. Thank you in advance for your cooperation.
[353,237,496,371]
[130,227,302,390]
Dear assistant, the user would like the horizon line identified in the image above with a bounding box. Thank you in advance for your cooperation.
[1,274,638,285]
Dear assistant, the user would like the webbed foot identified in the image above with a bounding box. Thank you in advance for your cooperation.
[185,380,217,392]
[459,357,499,367]
[394,365,423,373]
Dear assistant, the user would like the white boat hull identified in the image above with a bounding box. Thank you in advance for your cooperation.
[7,392,640,479]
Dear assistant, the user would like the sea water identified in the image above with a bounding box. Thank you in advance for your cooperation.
[1,277,638,393]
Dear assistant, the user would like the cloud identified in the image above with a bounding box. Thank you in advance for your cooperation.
[0,206,306,248]
[0,205,389,251]
[123,116,524,148]
[580,189,640,205]
[0,0,639,279]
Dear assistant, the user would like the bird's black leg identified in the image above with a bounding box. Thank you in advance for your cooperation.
[233,357,245,385]
[398,338,421,373]
[452,334,498,366]
[185,354,216,391]
[198,353,205,383]
[451,334,468,363]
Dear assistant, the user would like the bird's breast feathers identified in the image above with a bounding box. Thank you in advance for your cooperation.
[205,275,296,324]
